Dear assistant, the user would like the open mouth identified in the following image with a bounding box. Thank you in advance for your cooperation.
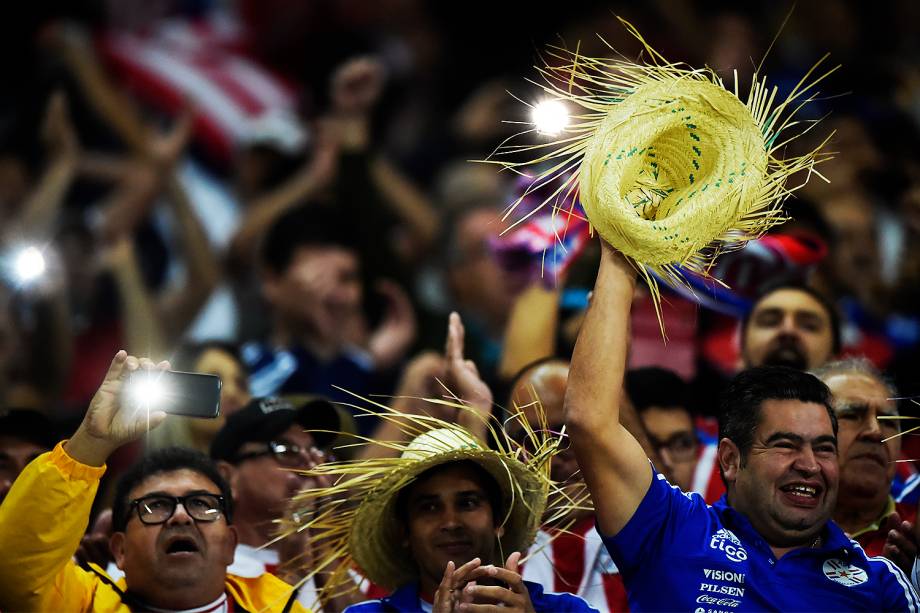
[779,483,822,507]
[165,537,200,555]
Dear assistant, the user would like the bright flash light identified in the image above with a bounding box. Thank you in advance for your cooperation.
[127,373,170,409]
[13,246,46,283]
[532,100,570,136]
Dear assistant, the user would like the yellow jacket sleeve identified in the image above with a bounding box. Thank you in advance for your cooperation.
[0,441,107,612]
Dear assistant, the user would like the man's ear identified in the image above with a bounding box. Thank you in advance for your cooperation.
[718,438,742,487]
[494,524,505,539]
[217,461,240,505]
[110,532,127,571]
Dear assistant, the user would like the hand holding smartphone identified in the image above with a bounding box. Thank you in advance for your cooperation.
[124,370,222,418]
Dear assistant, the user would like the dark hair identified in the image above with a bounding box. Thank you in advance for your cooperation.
[259,204,355,276]
[718,366,837,487]
[780,197,834,246]
[171,340,244,373]
[395,460,504,525]
[742,281,842,355]
[112,447,234,532]
[624,367,690,414]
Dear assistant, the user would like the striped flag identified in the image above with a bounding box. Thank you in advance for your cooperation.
[97,13,305,163]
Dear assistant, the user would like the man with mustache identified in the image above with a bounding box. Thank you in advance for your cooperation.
[0,351,305,612]
[565,241,919,610]
[741,282,840,371]
[814,359,919,575]
[692,281,843,502]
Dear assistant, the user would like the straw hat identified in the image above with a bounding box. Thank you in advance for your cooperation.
[277,392,578,599]
[487,18,836,325]
[349,427,547,589]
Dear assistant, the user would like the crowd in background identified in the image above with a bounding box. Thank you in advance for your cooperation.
[2,1,920,611]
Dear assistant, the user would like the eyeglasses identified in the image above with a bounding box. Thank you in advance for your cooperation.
[129,493,226,525]
[234,441,309,468]
[651,432,698,463]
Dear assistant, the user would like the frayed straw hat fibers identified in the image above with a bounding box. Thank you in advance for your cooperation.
[278,392,578,599]
[349,427,547,589]
[487,18,837,325]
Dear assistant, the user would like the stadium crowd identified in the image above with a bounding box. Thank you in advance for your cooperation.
[1,1,920,611]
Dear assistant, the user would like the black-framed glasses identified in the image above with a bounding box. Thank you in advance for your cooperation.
[651,432,699,463]
[129,493,226,525]
[234,441,309,468]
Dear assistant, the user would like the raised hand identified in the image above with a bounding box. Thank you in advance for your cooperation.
[391,351,451,419]
[64,351,170,466]
[41,91,80,166]
[445,312,493,421]
[367,279,417,371]
[882,511,918,576]
[457,552,536,613]
[330,56,386,117]
[433,558,483,613]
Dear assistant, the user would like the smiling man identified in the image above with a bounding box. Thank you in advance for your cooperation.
[814,359,918,573]
[565,240,919,610]
[335,427,596,612]
[0,351,305,612]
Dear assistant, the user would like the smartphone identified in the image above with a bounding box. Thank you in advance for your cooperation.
[125,370,221,419]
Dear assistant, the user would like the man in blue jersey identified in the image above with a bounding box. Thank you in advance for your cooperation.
[565,240,920,611]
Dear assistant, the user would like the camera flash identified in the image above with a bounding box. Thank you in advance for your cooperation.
[532,100,570,136]
[13,247,46,283]
[127,373,169,409]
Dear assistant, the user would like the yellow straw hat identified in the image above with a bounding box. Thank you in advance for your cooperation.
[275,392,579,600]
[349,426,547,589]
[488,18,837,325]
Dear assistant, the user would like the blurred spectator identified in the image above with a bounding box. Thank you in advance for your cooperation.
[814,359,917,575]
[210,396,357,611]
[740,282,841,371]
[357,312,491,461]
[145,341,252,453]
[439,202,529,379]
[510,358,629,613]
[625,367,702,494]
[244,205,415,431]
[0,408,57,504]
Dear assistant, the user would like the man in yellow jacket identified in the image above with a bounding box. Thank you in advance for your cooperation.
[0,350,307,612]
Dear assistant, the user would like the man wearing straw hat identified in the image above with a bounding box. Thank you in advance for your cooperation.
[284,388,597,613]
[339,424,597,613]
[565,242,920,610]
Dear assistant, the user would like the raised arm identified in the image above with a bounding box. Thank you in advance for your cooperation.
[0,352,167,611]
[564,241,652,536]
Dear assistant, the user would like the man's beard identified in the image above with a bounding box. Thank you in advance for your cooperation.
[761,339,808,370]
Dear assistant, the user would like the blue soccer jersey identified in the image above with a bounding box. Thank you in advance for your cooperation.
[602,470,920,612]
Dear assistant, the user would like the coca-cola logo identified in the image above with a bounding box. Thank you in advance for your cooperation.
[696,594,741,608]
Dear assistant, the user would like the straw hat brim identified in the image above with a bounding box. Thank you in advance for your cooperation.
[349,448,548,590]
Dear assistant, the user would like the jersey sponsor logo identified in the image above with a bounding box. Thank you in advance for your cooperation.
[697,594,742,608]
[698,582,745,598]
[822,558,868,587]
[709,529,748,563]
[703,569,745,583]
